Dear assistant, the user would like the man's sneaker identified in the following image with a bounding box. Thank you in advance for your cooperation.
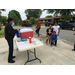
[54,45,57,46]
[8,60,15,63]
[72,49,75,51]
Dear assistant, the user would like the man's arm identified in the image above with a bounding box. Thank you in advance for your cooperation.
[36,21,41,28]
[58,27,60,36]
[46,32,48,37]
[36,22,39,28]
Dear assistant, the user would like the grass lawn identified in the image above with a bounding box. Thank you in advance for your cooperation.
[13,25,22,27]
[32,24,45,26]
[0,28,5,38]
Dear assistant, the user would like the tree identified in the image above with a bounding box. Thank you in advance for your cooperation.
[0,9,6,31]
[44,9,75,16]
[0,22,2,31]
[29,17,37,24]
[25,9,42,19]
[1,16,7,25]
[11,10,22,21]
[45,15,52,18]
[0,9,6,15]
[44,9,75,22]
[8,11,18,25]
[62,15,71,21]
[0,15,7,25]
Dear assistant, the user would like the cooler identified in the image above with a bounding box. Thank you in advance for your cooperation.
[19,28,33,39]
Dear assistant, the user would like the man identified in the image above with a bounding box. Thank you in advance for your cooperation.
[45,21,48,27]
[72,33,75,51]
[51,31,57,46]
[36,18,41,38]
[5,18,18,63]
[52,22,60,39]
[46,25,53,44]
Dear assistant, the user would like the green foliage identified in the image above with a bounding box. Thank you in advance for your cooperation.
[0,22,2,31]
[44,9,75,16]
[0,28,5,38]
[61,15,71,21]
[8,11,18,24]
[25,9,42,19]
[0,9,6,15]
[10,10,22,21]
[8,10,22,24]
[0,15,7,25]
[0,12,6,27]
[45,15,52,18]
[1,16,7,25]
[29,17,37,24]
[41,22,45,24]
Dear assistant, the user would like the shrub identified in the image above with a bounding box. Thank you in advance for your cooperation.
[0,22,2,31]
[41,22,45,24]
[29,17,37,24]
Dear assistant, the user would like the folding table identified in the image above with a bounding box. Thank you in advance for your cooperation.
[14,36,44,65]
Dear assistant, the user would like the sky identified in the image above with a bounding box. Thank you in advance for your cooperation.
[1,9,53,20]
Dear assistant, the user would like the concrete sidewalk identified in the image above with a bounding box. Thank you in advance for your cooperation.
[0,38,17,53]
[0,32,75,65]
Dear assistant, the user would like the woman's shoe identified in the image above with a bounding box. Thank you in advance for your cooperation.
[8,60,15,63]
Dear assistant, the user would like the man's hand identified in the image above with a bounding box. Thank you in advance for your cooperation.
[46,35,48,37]
[58,28,60,36]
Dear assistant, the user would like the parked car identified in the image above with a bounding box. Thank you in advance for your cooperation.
[60,21,75,30]
[45,22,54,27]
[22,22,31,27]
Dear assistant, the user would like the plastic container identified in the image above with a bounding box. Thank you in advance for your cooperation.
[29,37,31,43]
[16,31,20,38]
[19,28,33,39]
[21,38,27,42]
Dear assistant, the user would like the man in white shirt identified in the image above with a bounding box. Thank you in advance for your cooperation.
[52,22,60,39]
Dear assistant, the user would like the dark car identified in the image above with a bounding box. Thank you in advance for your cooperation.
[22,22,31,27]
[60,21,75,30]
[45,22,54,27]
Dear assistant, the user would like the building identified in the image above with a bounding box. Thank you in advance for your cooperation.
[39,17,54,22]
[22,20,29,23]
[21,15,75,24]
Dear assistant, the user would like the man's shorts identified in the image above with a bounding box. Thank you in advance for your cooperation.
[46,35,51,40]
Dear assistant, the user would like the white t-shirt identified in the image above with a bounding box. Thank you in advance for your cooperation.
[52,25,60,35]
